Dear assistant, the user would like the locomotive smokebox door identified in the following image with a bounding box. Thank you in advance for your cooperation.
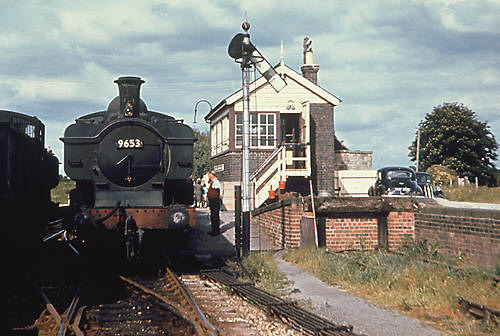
[114,77,145,118]
[98,125,165,187]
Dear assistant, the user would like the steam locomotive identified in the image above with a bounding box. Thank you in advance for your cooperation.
[61,77,195,262]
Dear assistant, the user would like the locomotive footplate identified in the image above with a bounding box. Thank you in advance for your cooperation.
[91,206,196,231]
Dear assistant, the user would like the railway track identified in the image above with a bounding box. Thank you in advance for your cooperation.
[19,268,305,336]
[76,270,217,336]
[179,273,301,336]
[6,267,215,336]
[459,297,500,324]
[200,269,360,336]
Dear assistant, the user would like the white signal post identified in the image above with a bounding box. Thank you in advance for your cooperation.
[228,19,287,256]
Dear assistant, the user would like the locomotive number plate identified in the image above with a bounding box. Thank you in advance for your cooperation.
[117,138,144,149]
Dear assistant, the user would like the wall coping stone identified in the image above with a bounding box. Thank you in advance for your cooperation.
[418,206,500,220]
[316,197,416,215]
[252,197,305,216]
[252,196,421,217]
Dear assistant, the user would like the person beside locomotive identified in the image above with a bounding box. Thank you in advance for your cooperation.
[194,179,203,208]
[207,171,221,236]
[202,183,208,207]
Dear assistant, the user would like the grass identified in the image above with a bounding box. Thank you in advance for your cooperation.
[443,185,500,204]
[236,244,500,336]
[283,245,500,336]
[229,252,294,297]
[51,179,75,205]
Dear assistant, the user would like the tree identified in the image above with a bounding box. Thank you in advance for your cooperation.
[426,164,456,186]
[193,129,210,179]
[409,102,498,186]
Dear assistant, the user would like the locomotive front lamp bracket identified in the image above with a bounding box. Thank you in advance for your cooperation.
[124,101,134,117]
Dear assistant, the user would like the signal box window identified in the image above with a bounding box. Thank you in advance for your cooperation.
[236,113,275,149]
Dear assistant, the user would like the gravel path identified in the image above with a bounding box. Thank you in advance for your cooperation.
[274,251,448,336]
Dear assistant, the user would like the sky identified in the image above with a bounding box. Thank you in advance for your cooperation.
[1,0,499,172]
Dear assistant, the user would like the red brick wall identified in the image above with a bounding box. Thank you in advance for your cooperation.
[387,211,415,249]
[254,198,499,268]
[253,199,416,251]
[253,200,304,248]
[415,208,500,267]
[325,215,378,250]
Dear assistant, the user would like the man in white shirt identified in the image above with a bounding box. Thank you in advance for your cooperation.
[207,171,221,235]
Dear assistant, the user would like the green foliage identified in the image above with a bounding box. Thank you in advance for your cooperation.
[427,164,457,186]
[285,247,500,335]
[409,103,498,186]
[443,185,500,204]
[232,252,294,297]
[51,177,75,204]
[193,129,210,179]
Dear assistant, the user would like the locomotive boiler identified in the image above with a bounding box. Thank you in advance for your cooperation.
[61,77,195,262]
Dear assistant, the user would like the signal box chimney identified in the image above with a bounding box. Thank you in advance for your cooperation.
[301,37,320,85]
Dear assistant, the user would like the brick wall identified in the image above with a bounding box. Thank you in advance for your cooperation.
[211,150,275,210]
[301,64,319,84]
[415,207,500,267]
[211,150,274,183]
[388,211,415,249]
[309,103,335,197]
[325,215,378,250]
[252,198,306,248]
[253,197,500,267]
[322,211,414,251]
[334,150,373,170]
[253,197,415,251]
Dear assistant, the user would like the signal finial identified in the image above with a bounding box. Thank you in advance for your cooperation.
[242,12,250,32]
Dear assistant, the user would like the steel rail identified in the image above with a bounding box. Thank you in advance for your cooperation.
[32,281,77,334]
[201,269,359,336]
[459,297,500,322]
[119,275,209,336]
[63,230,80,256]
[43,229,66,243]
[57,281,83,336]
[163,268,219,336]
[71,306,86,336]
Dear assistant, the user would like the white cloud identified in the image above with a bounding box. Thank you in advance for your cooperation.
[435,0,500,33]
[5,62,114,103]
[1,0,499,170]
[0,32,26,49]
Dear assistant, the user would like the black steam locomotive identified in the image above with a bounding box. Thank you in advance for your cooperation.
[61,77,195,262]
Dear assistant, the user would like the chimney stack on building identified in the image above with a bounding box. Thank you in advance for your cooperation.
[301,37,320,84]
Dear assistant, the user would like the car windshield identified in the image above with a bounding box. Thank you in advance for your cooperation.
[386,170,412,179]
[417,174,432,183]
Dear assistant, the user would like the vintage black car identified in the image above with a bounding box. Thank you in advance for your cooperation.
[416,172,444,198]
[368,167,423,196]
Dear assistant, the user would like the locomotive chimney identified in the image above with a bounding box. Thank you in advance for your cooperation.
[114,76,145,118]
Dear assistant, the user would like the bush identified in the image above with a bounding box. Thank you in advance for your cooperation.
[427,164,456,186]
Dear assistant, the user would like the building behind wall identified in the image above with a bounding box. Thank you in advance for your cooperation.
[205,38,372,210]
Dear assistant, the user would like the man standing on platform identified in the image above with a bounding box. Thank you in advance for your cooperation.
[207,171,221,236]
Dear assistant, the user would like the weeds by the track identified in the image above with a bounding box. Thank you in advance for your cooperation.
[284,244,499,336]
[229,252,294,298]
